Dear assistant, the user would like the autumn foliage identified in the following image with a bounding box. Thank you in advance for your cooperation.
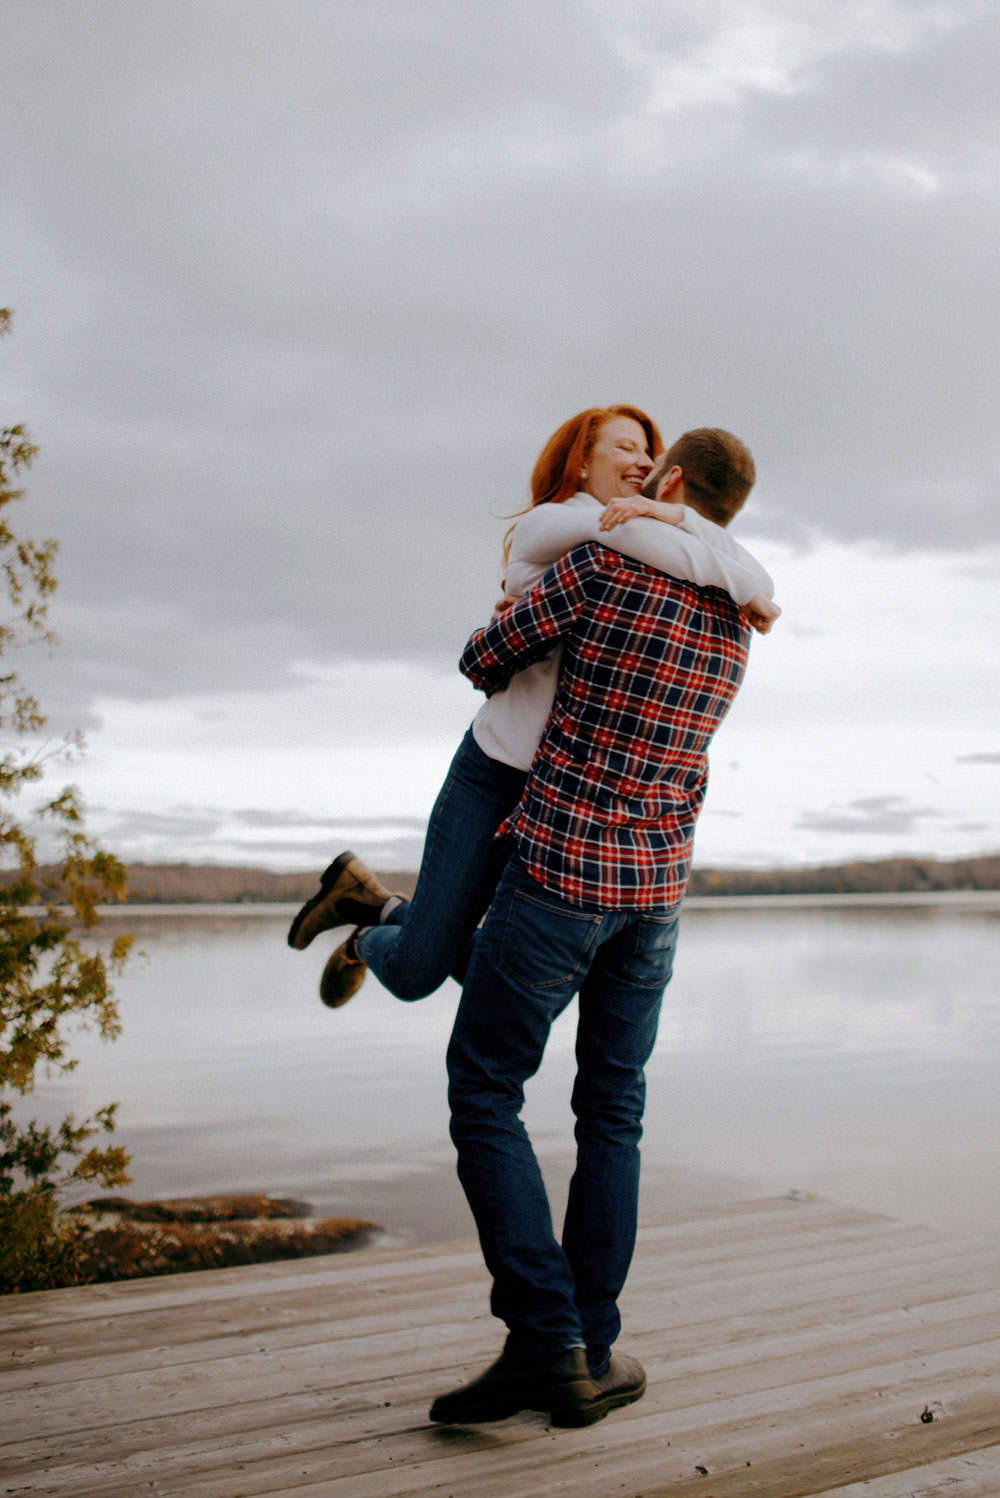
[1,310,132,1292]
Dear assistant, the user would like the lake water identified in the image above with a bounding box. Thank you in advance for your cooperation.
[25,893,1000,1247]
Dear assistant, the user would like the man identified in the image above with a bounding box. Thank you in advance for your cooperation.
[429,429,759,1428]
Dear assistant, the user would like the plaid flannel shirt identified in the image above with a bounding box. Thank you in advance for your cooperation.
[459,542,750,911]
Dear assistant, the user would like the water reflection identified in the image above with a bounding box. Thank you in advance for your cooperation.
[25,896,1000,1245]
[670,901,1000,1057]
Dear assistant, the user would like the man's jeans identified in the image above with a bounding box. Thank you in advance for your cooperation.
[356,729,527,1001]
[447,856,680,1372]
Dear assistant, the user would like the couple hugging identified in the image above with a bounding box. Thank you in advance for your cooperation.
[288,406,778,1428]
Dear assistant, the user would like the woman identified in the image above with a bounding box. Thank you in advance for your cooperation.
[288,405,776,1004]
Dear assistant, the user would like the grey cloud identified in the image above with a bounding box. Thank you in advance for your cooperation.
[750,6,1000,165]
[213,834,425,863]
[3,0,998,718]
[957,752,1000,765]
[232,809,429,834]
[87,807,428,872]
[93,808,226,840]
[796,795,945,836]
[93,802,429,842]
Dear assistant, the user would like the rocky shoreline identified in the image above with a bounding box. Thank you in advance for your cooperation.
[69,1194,378,1284]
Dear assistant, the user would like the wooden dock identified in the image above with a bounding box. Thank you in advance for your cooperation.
[4,1196,1000,1497]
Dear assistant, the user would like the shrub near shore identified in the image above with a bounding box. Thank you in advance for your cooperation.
[1,312,133,1296]
[68,1195,377,1284]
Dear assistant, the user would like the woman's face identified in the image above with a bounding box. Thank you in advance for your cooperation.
[581,416,653,503]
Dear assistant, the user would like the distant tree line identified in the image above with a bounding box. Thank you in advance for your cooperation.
[687,853,1000,896]
[9,853,1000,906]
[10,862,420,905]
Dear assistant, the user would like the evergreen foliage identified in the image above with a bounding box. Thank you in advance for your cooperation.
[1,310,132,1293]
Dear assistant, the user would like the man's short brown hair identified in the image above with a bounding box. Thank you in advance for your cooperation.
[644,428,755,526]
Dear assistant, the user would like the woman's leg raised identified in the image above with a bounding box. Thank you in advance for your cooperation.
[354,728,526,1001]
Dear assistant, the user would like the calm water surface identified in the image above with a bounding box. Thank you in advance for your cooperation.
[28,894,1000,1246]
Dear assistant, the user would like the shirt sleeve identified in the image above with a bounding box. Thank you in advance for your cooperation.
[677,507,775,599]
[505,499,773,607]
[504,504,606,597]
[460,547,592,694]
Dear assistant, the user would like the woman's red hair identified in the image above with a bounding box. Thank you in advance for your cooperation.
[529,405,663,509]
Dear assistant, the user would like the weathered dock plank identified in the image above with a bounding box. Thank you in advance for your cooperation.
[3,1196,1000,1498]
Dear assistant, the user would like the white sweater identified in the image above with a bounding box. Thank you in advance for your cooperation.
[471,492,773,770]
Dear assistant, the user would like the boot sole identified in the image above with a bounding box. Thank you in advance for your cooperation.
[549,1375,646,1428]
[287,852,358,949]
[430,1375,596,1426]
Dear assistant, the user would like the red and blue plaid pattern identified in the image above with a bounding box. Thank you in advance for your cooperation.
[460,543,750,911]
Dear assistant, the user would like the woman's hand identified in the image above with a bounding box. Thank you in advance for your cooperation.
[744,593,782,634]
[492,592,522,618]
[599,497,684,531]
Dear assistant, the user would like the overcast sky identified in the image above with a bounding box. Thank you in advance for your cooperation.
[2,0,998,874]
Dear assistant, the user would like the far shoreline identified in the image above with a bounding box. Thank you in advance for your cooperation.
[89,887,1000,917]
[11,850,1000,908]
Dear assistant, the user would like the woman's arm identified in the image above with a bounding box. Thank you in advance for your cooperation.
[506,498,778,626]
[600,495,775,595]
[599,495,779,632]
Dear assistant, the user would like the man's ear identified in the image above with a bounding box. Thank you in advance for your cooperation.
[655,465,684,500]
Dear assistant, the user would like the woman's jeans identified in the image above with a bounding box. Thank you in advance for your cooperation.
[355,729,527,1001]
[446,856,680,1372]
